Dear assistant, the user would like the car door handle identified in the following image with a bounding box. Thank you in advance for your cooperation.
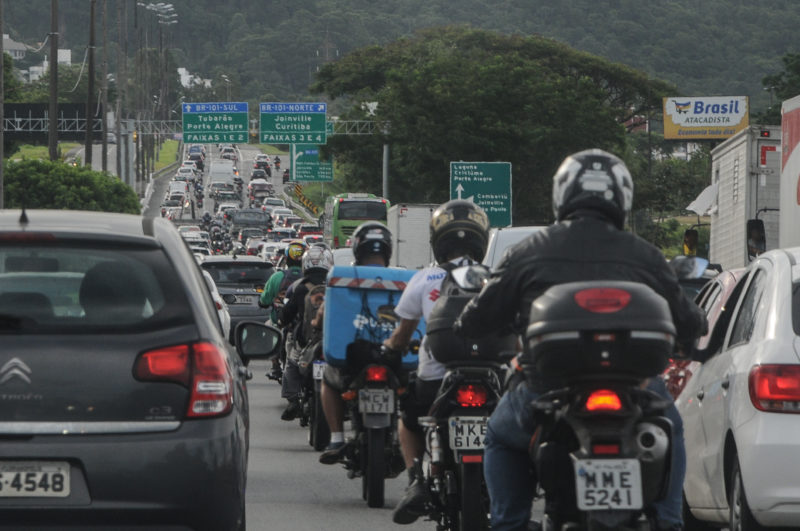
[721,379,730,390]
[696,389,705,401]
[238,366,253,380]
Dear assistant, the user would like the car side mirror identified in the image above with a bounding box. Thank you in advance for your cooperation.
[235,322,282,360]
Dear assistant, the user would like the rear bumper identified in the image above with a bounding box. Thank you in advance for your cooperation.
[0,414,246,531]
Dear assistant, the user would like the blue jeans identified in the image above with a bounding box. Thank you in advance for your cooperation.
[484,378,685,531]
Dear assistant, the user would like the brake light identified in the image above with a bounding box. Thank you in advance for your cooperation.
[456,384,487,407]
[585,389,623,412]
[749,365,800,413]
[461,455,483,463]
[334,236,340,247]
[134,344,191,386]
[574,288,631,313]
[592,443,621,455]
[366,365,388,382]
[215,301,223,310]
[188,342,233,417]
[134,342,232,418]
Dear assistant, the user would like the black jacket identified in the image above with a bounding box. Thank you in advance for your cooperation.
[457,210,707,350]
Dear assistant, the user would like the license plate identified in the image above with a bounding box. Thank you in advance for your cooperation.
[574,458,642,510]
[358,389,394,414]
[0,461,70,498]
[448,416,488,450]
[313,360,327,380]
[234,295,255,304]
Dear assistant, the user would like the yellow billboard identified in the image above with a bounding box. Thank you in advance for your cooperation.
[663,96,749,140]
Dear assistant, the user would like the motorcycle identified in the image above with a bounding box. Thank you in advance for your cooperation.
[335,341,406,508]
[524,281,676,530]
[420,264,516,531]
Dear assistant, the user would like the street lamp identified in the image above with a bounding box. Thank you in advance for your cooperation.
[221,74,231,101]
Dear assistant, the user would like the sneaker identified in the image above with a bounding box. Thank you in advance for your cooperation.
[319,441,347,465]
[392,480,429,524]
[281,400,302,421]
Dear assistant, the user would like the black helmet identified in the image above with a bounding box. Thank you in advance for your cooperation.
[352,221,392,265]
[430,200,490,264]
[552,149,633,229]
[202,212,212,223]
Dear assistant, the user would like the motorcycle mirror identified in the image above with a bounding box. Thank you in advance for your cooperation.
[450,265,490,291]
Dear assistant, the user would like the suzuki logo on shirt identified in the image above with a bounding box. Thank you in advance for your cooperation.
[0,358,32,385]
[429,289,440,302]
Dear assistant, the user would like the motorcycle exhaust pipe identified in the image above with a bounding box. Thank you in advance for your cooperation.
[634,422,669,462]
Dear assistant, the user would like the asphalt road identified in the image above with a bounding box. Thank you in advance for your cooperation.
[244,360,431,531]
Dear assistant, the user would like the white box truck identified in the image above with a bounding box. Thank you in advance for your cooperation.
[780,95,800,248]
[386,204,438,269]
[709,125,781,270]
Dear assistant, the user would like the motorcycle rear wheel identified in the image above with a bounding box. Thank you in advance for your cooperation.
[365,427,386,508]
[309,388,330,451]
[458,461,488,531]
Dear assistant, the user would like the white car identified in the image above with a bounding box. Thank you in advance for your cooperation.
[201,270,232,343]
[482,226,545,269]
[174,167,197,182]
[678,247,800,529]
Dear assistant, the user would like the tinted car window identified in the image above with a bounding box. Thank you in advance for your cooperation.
[338,201,387,220]
[792,282,800,336]
[201,262,274,284]
[232,212,269,223]
[729,269,766,347]
[0,244,192,331]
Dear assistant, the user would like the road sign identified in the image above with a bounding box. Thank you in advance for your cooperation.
[450,162,512,227]
[260,102,327,144]
[182,102,248,143]
[292,144,333,182]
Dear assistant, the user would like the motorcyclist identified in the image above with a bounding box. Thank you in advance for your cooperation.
[277,245,334,421]
[455,149,707,531]
[274,155,281,170]
[259,241,307,380]
[383,199,491,525]
[318,221,393,463]
[201,212,212,229]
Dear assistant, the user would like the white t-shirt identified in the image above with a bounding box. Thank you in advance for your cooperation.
[394,257,473,381]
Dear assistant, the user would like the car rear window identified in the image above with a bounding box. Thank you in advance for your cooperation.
[232,212,268,223]
[201,262,274,284]
[0,244,192,333]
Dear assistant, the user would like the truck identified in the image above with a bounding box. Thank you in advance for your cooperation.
[386,204,438,269]
[708,125,781,270]
[780,95,800,248]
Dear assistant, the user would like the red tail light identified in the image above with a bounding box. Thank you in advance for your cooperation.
[456,384,487,407]
[574,288,631,313]
[749,365,800,413]
[592,443,621,455]
[215,301,223,310]
[333,236,340,247]
[585,389,623,412]
[135,342,232,418]
[461,454,483,463]
[366,365,388,382]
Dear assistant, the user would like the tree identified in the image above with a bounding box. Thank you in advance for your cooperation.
[3,53,24,102]
[3,159,140,214]
[312,26,674,223]
[759,52,800,124]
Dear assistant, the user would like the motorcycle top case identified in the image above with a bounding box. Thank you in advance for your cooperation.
[322,265,423,370]
[524,281,676,381]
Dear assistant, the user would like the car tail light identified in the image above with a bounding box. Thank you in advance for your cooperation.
[134,342,232,418]
[585,389,623,412]
[215,301,223,310]
[334,236,340,247]
[366,365,388,382]
[592,443,621,455]
[749,365,800,413]
[461,455,483,463]
[574,288,631,313]
[456,384,487,407]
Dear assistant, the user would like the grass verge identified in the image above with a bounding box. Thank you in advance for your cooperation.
[155,140,179,171]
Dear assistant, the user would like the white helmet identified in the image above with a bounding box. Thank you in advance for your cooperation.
[302,246,334,274]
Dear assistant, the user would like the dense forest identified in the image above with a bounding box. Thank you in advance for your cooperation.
[3,0,798,114]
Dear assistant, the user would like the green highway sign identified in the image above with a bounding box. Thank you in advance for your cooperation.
[260,102,327,144]
[450,162,512,227]
[292,144,333,182]
[182,102,248,143]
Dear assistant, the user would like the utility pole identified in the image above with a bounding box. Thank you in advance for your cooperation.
[84,0,96,166]
[48,0,58,161]
[1,0,5,209]
[101,0,108,172]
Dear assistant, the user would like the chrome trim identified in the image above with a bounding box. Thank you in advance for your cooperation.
[630,331,675,343]
[0,421,181,435]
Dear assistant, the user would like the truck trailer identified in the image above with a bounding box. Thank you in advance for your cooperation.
[780,95,800,248]
[386,204,437,269]
[709,125,780,270]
